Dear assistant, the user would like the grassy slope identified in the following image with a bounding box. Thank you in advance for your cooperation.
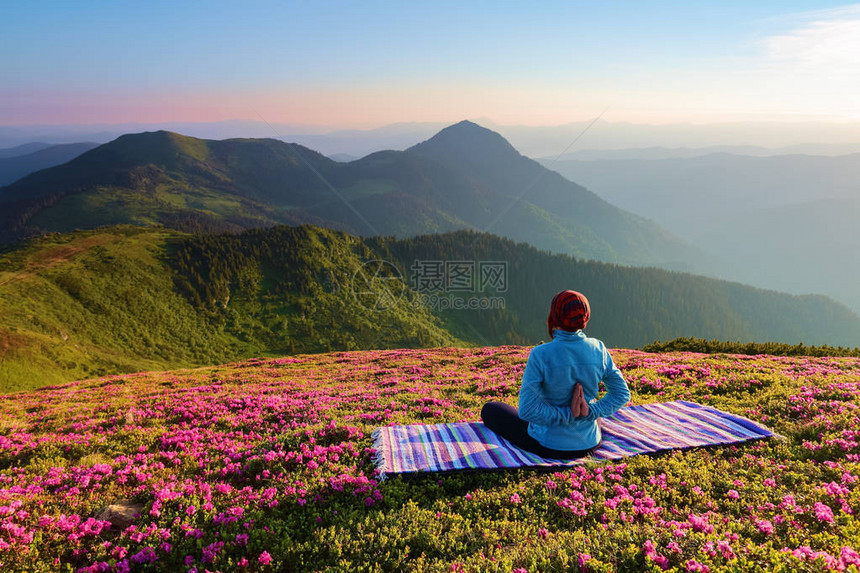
[0,226,462,393]
[0,227,246,391]
[0,347,857,571]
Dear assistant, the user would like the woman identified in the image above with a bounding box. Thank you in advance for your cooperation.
[481,290,630,459]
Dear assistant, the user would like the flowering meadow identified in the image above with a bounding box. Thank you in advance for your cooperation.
[1,346,859,572]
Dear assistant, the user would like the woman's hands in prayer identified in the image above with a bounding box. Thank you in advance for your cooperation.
[571,383,590,418]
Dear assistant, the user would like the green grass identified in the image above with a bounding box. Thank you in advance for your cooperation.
[0,227,244,392]
[0,226,464,393]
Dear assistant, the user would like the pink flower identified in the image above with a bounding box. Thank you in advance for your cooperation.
[781,494,796,510]
[841,546,860,568]
[258,551,272,565]
[644,540,669,570]
[131,547,158,564]
[510,493,521,504]
[726,490,739,500]
[643,540,657,557]
[814,502,835,523]
[578,553,591,571]
[538,528,549,539]
[685,559,710,572]
[755,519,774,535]
[688,513,713,533]
[717,540,736,559]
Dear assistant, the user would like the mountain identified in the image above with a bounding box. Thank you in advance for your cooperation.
[0,142,54,158]
[0,131,355,241]
[3,224,859,391]
[0,123,708,271]
[0,120,324,149]
[0,141,99,185]
[542,152,860,312]
[408,121,707,268]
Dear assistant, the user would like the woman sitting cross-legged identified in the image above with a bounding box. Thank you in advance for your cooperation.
[481,290,630,459]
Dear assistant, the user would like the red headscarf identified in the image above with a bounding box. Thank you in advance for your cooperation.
[547,290,590,339]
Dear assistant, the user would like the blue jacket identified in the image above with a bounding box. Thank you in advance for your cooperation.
[518,329,630,450]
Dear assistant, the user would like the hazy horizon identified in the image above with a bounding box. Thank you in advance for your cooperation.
[5,118,860,159]
[4,2,860,133]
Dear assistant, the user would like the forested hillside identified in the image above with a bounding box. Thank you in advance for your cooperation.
[373,231,860,348]
[172,226,860,349]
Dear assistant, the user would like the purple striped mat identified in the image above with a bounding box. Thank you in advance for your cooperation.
[371,401,777,478]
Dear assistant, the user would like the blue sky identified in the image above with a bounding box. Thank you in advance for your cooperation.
[2,1,859,127]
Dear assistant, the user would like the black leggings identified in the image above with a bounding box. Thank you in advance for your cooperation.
[480,401,597,460]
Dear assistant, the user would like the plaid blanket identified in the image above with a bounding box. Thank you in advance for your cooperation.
[372,400,777,478]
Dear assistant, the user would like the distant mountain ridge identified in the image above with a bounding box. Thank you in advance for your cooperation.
[0,121,708,271]
[0,142,54,158]
[545,143,860,161]
[0,141,99,186]
[544,151,860,313]
[5,119,860,158]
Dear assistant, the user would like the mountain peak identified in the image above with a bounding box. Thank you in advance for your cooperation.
[100,130,211,164]
[408,120,521,166]
[446,119,486,131]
